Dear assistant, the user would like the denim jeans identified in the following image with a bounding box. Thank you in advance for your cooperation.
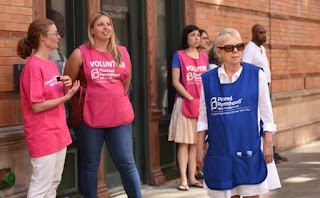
[74,123,142,198]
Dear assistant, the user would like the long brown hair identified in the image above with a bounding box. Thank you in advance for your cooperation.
[17,19,54,59]
[87,11,123,66]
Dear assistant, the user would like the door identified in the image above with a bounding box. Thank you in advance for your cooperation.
[46,0,146,195]
[45,0,87,196]
[100,0,146,188]
[157,0,184,178]
[46,0,147,193]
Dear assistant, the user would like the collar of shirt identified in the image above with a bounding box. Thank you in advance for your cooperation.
[250,41,265,55]
[217,64,243,84]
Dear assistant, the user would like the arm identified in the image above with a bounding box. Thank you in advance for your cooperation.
[258,70,276,164]
[32,80,80,113]
[64,48,82,82]
[124,61,132,92]
[197,85,208,131]
[196,131,206,170]
[196,86,208,169]
[172,67,193,100]
[242,45,254,64]
[263,131,273,164]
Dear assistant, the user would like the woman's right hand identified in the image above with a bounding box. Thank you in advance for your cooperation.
[196,131,206,170]
[188,96,194,100]
[31,80,80,114]
[65,80,80,100]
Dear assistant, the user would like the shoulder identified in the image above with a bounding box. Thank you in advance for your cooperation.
[67,48,82,66]
[26,56,43,70]
[118,45,127,51]
[78,44,88,51]
[176,50,184,56]
[245,41,255,48]
[202,67,218,78]
[118,45,129,53]
[199,51,208,59]
[172,51,181,60]
[242,62,261,72]
[243,42,256,52]
[71,48,82,58]
[118,46,130,59]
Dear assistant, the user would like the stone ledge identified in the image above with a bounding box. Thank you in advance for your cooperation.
[273,88,320,102]
[274,123,320,152]
[277,118,320,133]
[0,125,26,153]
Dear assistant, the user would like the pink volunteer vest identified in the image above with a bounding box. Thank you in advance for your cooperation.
[177,50,208,118]
[79,45,134,128]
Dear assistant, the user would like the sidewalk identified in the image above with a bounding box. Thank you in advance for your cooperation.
[113,140,320,198]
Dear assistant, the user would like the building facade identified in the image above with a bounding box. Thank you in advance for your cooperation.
[186,0,320,151]
[0,0,319,197]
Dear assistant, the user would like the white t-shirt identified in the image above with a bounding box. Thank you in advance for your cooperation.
[242,41,271,83]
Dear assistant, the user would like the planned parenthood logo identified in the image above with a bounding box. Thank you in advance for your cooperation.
[210,96,250,116]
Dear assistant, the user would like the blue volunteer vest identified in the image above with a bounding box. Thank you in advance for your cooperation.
[201,63,267,190]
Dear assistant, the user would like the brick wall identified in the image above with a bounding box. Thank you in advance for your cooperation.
[0,0,32,127]
[194,0,320,93]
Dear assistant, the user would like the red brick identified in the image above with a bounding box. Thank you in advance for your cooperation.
[272,78,304,93]
[0,48,16,57]
[10,99,21,125]
[3,22,29,32]
[25,0,32,7]
[305,76,320,89]
[4,40,18,48]
[3,100,11,126]
[0,100,5,126]
[194,0,320,94]
[0,57,26,66]
[0,66,13,74]
[0,31,10,39]
[0,0,26,6]
[10,32,27,39]
[0,13,32,24]
[0,5,32,15]
[0,84,14,91]
[0,74,13,83]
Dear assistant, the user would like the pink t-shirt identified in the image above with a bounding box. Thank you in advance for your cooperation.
[20,56,72,157]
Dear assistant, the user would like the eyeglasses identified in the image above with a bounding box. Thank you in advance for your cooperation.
[45,32,60,37]
[217,43,245,52]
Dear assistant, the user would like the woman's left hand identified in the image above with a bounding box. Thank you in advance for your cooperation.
[263,131,274,164]
[60,75,72,87]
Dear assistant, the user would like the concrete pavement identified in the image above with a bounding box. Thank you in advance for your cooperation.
[264,140,320,198]
[112,140,320,198]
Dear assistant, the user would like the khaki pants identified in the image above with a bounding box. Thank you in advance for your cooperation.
[27,148,67,198]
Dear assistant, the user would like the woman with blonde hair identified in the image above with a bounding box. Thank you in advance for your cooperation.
[197,28,281,198]
[17,19,79,198]
[64,12,142,198]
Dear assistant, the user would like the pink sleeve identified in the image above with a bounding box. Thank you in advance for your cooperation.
[120,46,130,61]
[28,65,45,103]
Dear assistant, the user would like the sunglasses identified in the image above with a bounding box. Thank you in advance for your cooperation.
[217,43,245,52]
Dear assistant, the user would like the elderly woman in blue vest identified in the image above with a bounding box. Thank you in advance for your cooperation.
[196,28,281,198]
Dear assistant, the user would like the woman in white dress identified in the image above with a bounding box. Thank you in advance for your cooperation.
[196,28,281,198]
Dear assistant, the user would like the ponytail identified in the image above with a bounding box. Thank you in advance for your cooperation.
[17,37,32,59]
